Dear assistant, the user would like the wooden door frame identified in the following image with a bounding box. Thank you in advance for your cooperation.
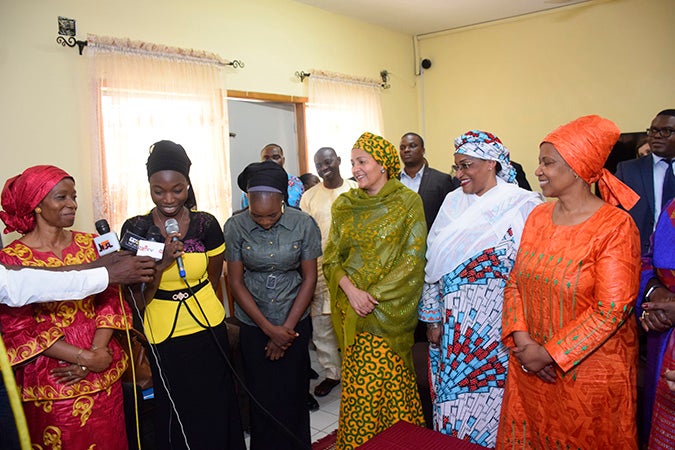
[227,90,309,175]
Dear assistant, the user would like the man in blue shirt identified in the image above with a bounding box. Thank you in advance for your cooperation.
[241,144,304,209]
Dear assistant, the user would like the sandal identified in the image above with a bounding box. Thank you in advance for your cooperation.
[314,378,340,397]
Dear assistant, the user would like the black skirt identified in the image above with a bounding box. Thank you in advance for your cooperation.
[240,316,311,450]
[149,322,245,450]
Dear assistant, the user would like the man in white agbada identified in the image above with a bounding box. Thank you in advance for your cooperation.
[300,147,358,397]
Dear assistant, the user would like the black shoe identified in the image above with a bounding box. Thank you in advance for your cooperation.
[307,393,319,412]
[309,368,319,380]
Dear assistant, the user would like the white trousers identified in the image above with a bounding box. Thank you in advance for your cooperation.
[311,314,341,380]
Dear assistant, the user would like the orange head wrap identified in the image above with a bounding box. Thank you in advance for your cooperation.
[542,115,639,209]
[0,165,72,235]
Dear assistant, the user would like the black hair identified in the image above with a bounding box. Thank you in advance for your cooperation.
[401,132,425,148]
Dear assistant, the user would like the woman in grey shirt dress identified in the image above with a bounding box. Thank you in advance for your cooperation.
[224,160,321,450]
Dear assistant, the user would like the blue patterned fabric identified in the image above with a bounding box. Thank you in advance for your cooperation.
[241,173,304,209]
[419,233,515,448]
[454,130,517,184]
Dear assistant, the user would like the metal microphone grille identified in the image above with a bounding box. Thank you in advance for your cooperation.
[164,218,179,235]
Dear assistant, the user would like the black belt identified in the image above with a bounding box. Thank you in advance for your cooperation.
[155,279,209,301]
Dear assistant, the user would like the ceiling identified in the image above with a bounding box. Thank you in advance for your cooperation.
[292,0,591,36]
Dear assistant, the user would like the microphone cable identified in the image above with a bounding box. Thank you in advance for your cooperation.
[126,285,192,450]
[117,287,142,450]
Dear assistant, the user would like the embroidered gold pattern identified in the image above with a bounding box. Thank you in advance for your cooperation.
[73,395,95,427]
[34,399,54,413]
[42,424,63,450]
[2,232,130,403]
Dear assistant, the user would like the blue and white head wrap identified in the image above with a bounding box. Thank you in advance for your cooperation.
[453,130,517,184]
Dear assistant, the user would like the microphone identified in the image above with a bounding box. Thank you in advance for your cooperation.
[137,225,165,261]
[164,218,186,278]
[120,222,148,253]
[94,219,121,256]
[146,225,164,243]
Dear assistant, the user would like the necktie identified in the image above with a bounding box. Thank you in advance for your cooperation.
[662,158,675,209]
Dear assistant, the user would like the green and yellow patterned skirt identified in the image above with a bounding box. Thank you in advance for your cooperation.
[336,332,424,450]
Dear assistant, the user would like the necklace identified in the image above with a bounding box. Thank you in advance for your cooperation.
[153,206,186,233]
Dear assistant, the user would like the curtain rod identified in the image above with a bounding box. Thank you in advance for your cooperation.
[54,18,244,68]
[295,70,391,89]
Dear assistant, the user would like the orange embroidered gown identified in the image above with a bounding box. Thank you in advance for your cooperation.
[497,202,640,449]
[0,232,130,450]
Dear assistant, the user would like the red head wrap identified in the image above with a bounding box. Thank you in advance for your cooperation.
[0,165,72,235]
[542,115,639,210]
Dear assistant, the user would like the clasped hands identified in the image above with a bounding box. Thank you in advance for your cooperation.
[345,285,378,317]
[51,346,113,386]
[640,287,675,333]
[265,325,299,361]
[512,331,557,383]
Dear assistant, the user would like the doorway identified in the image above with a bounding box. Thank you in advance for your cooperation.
[226,91,308,213]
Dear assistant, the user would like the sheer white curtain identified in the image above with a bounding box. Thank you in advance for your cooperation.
[306,70,384,178]
[86,35,231,232]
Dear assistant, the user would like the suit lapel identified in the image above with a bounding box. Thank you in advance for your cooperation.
[642,155,655,216]
[417,165,430,195]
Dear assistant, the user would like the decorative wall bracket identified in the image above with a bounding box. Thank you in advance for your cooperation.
[56,16,87,55]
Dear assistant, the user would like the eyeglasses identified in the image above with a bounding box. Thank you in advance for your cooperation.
[646,127,675,138]
[451,161,475,174]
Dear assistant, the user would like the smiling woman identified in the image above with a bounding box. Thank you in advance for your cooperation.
[420,130,541,447]
[323,132,428,449]
[0,165,132,450]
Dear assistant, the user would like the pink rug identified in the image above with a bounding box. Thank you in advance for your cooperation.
[312,429,337,450]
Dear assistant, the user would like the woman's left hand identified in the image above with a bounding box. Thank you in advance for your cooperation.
[641,299,675,332]
[512,343,555,379]
[345,287,378,317]
[51,363,89,386]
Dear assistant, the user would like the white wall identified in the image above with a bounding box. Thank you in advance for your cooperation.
[0,0,417,237]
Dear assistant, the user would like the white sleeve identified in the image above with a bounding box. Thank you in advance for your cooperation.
[0,266,109,307]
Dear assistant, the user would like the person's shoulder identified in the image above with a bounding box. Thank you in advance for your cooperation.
[300,183,321,203]
[616,154,652,171]
[424,165,451,178]
[123,213,151,226]
[283,206,319,229]
[190,209,219,221]
[597,202,635,224]
[527,201,555,221]
[190,209,222,228]
[224,208,249,227]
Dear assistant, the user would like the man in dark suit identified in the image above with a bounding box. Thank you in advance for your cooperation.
[615,109,675,255]
[398,132,459,231]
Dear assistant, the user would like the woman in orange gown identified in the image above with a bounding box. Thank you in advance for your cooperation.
[496,115,641,449]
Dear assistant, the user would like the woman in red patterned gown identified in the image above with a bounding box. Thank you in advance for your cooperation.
[0,165,130,450]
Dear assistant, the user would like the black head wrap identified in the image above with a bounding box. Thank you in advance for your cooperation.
[237,160,289,204]
[146,140,197,209]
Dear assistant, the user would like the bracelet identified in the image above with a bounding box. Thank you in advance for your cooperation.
[427,322,442,329]
[75,348,87,371]
[644,284,661,301]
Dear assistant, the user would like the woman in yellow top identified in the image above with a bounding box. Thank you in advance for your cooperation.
[122,140,244,450]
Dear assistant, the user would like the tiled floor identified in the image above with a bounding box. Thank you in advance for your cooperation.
[244,347,340,449]
[309,347,341,442]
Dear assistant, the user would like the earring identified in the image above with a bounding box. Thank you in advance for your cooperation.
[35,207,42,214]
[380,168,386,174]
[281,202,285,214]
